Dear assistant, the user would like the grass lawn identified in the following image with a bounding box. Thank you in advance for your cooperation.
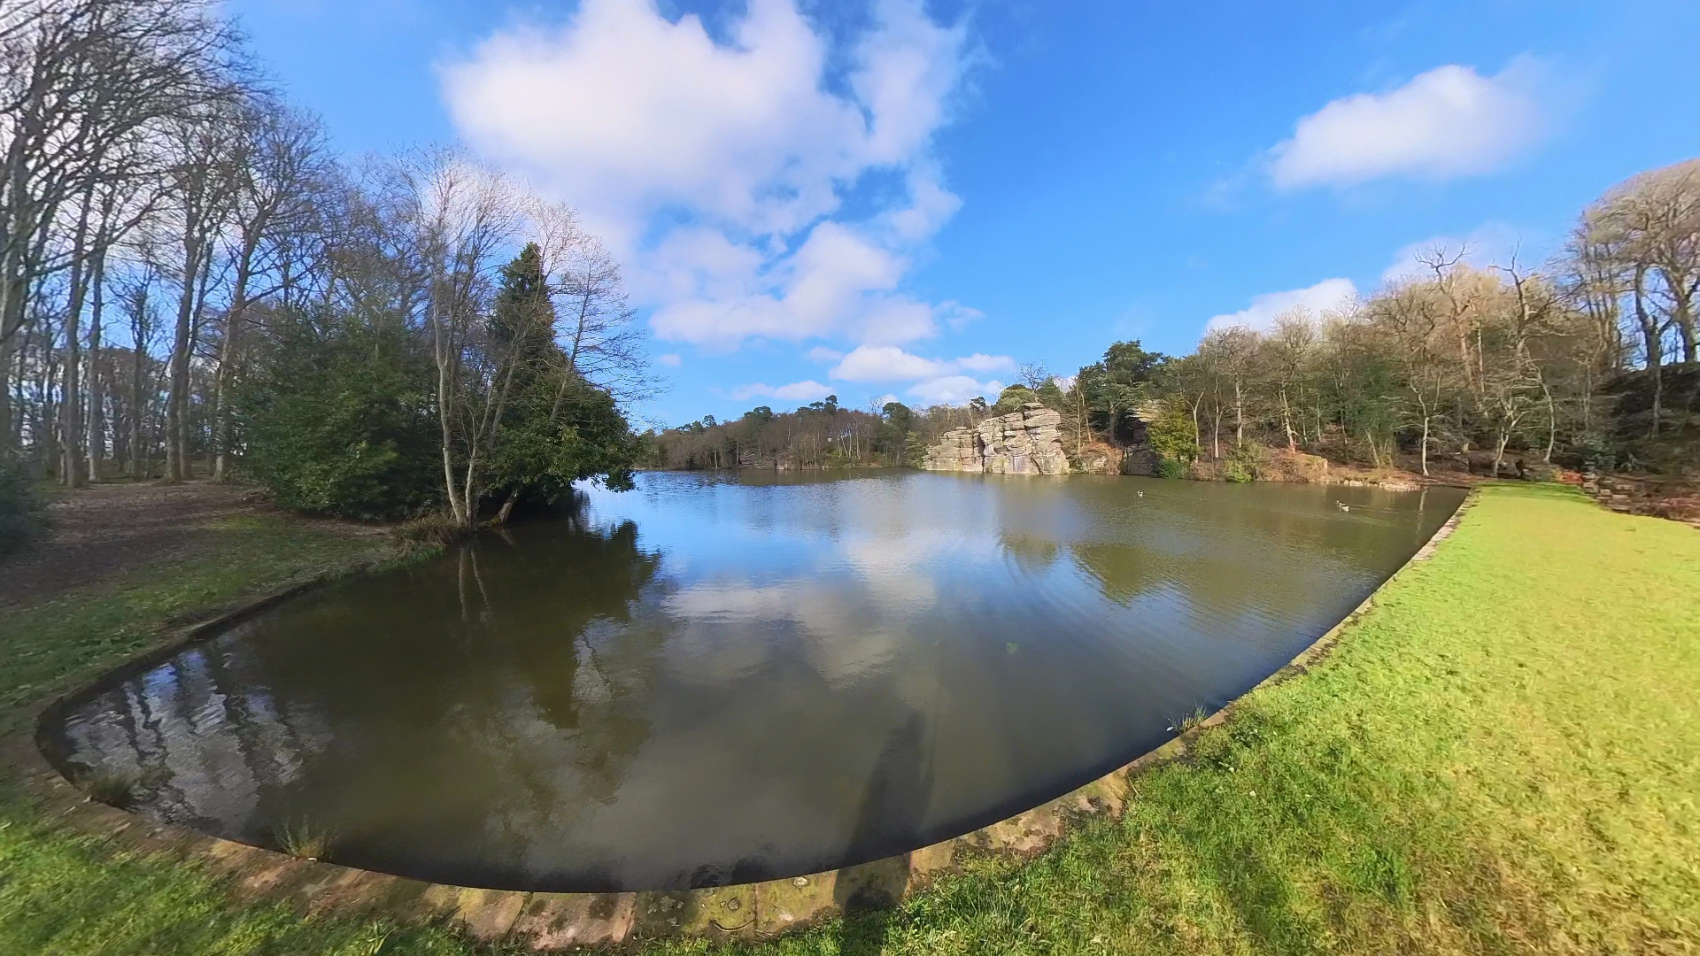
[1,483,1696,954]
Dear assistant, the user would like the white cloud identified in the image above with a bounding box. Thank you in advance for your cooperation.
[806,346,844,363]
[1205,278,1357,334]
[1380,222,1537,284]
[907,375,1005,406]
[440,0,977,352]
[657,352,682,367]
[955,353,1015,373]
[1268,56,1553,189]
[729,380,835,403]
[647,234,957,349]
[833,345,945,381]
[873,393,900,408]
[829,345,1015,383]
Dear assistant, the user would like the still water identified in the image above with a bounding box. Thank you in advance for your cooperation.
[45,471,1463,891]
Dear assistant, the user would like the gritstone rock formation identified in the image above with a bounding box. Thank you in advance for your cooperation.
[922,403,1071,475]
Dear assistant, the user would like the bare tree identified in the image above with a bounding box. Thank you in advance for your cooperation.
[0,0,240,452]
[113,256,163,478]
[159,100,243,480]
[1199,325,1258,450]
[211,102,329,480]
[393,150,524,527]
[1483,258,1553,477]
[1370,283,1454,476]
[549,229,649,402]
[1266,309,1315,453]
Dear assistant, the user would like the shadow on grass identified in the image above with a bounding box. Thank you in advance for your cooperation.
[834,711,932,955]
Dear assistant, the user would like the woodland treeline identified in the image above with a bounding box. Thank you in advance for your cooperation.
[1,0,645,531]
[649,159,1699,480]
[640,395,975,471]
[1125,157,1699,479]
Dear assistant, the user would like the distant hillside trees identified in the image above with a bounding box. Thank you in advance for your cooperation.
[643,395,999,471]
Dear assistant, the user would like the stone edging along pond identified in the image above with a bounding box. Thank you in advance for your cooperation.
[21,490,1476,949]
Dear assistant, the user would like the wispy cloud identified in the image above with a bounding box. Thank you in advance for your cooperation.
[907,375,1005,406]
[729,380,835,402]
[829,345,1015,383]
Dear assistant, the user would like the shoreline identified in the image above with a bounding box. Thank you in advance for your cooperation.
[14,485,1472,947]
[4,482,1696,952]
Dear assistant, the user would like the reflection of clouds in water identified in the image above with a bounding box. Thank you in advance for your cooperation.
[660,580,905,689]
[662,580,799,623]
[658,522,993,692]
[839,533,942,608]
[656,522,987,692]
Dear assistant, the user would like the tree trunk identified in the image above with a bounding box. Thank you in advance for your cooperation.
[1541,379,1556,463]
[1232,378,1244,447]
[1189,391,1202,453]
[130,335,146,479]
[0,333,12,454]
[166,241,199,482]
[0,252,27,455]
[214,227,265,481]
[1419,413,1430,477]
[1279,385,1296,452]
[1633,266,1662,436]
[60,200,92,487]
[86,245,107,481]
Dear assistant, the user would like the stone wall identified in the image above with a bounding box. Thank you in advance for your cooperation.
[922,403,1071,475]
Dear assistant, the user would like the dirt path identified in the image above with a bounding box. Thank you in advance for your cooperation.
[0,481,349,609]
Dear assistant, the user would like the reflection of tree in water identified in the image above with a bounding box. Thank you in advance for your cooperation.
[52,513,668,888]
[1069,539,1169,605]
[998,530,1061,573]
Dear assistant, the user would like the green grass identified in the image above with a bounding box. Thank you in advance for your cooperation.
[2,484,1696,953]
[274,817,339,862]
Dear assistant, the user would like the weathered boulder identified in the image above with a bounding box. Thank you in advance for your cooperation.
[922,403,1071,475]
[1074,442,1118,475]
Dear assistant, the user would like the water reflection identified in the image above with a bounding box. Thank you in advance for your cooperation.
[48,472,1462,891]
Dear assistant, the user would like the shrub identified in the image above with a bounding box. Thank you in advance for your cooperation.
[0,454,44,558]
[993,384,1038,412]
[1573,432,1616,473]
[234,308,442,521]
[83,770,137,808]
[1147,404,1200,463]
[393,514,469,550]
[275,817,337,861]
[1224,441,1265,483]
[1156,455,1189,479]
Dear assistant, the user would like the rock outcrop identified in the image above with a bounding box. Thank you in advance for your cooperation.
[922,403,1071,475]
[1075,441,1157,477]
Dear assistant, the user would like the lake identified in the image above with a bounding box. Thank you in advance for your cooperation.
[43,471,1464,891]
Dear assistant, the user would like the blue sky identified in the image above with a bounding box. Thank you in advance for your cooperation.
[229,0,1700,428]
